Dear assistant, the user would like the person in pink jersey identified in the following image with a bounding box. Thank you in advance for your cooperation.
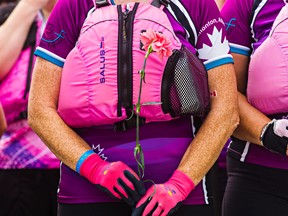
[221,0,288,215]
[28,0,239,215]
[0,1,60,216]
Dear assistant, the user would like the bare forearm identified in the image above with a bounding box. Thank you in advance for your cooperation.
[233,92,270,145]
[178,105,238,185]
[28,107,91,170]
[28,58,91,171]
[178,64,239,185]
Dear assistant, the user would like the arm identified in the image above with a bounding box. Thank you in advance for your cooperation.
[220,0,274,146]
[231,53,270,145]
[0,103,6,137]
[231,53,288,155]
[28,58,91,168]
[178,63,239,185]
[0,0,49,80]
[132,63,239,216]
[28,57,145,206]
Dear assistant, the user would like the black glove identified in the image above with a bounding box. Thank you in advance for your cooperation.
[260,119,288,155]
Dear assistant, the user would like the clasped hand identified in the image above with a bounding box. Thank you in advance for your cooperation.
[261,119,288,156]
[132,170,195,216]
[79,154,146,206]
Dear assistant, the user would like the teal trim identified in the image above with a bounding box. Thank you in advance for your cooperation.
[230,46,250,56]
[34,49,64,67]
[205,57,234,70]
[76,150,95,174]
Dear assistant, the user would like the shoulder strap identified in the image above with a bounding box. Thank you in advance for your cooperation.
[18,20,38,120]
[23,21,38,99]
[94,0,197,46]
[17,21,38,120]
[0,2,17,25]
[249,0,262,25]
[166,0,197,46]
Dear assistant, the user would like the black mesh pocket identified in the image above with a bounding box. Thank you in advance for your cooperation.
[161,46,210,118]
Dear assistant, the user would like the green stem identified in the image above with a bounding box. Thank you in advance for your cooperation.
[134,46,151,178]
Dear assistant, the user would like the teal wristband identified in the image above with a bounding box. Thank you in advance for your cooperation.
[110,0,115,5]
[76,150,95,173]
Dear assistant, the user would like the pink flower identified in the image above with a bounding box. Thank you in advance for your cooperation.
[135,29,173,178]
[140,29,173,59]
[140,29,156,51]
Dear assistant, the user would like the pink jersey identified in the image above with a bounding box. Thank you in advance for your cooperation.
[221,0,288,169]
[247,3,288,115]
[0,13,60,170]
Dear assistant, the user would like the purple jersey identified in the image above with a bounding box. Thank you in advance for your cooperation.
[221,0,288,170]
[35,0,233,204]
[221,0,285,55]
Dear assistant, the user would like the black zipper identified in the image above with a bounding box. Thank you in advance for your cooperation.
[117,4,139,118]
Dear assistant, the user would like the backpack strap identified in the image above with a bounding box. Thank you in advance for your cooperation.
[95,0,170,8]
[23,20,38,99]
[151,0,170,8]
[249,0,262,26]
[166,0,197,46]
[0,2,17,25]
[19,20,38,120]
[95,0,110,8]
[94,0,197,46]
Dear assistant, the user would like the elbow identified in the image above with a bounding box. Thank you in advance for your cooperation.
[27,103,39,132]
[0,126,6,137]
[0,121,7,137]
[230,106,240,132]
[27,110,35,132]
[225,101,239,134]
[0,64,13,81]
[0,110,7,137]
[215,100,239,135]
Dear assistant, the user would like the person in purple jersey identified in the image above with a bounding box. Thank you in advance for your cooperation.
[28,0,239,215]
[221,0,288,215]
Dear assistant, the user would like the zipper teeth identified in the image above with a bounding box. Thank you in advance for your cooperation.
[117,4,138,118]
[117,7,131,117]
[117,6,124,117]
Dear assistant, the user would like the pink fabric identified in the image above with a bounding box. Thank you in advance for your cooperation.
[80,153,140,199]
[0,48,33,124]
[247,4,288,115]
[136,170,195,215]
[0,119,60,169]
[57,3,182,127]
[0,19,41,124]
[0,17,60,170]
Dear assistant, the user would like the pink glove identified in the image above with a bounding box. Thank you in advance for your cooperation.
[132,170,195,216]
[77,150,146,206]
